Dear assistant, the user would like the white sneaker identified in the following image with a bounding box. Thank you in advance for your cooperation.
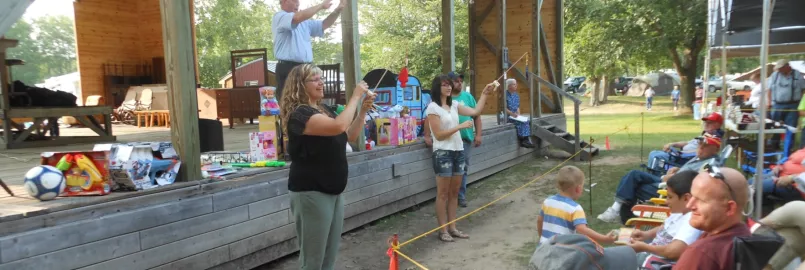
[597,207,620,223]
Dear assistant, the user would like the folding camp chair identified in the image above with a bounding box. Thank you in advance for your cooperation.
[136,89,153,111]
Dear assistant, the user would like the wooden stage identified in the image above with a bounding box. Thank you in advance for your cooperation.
[0,114,565,270]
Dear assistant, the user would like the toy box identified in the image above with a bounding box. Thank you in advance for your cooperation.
[97,142,181,191]
[375,116,417,146]
[200,151,251,165]
[259,86,280,116]
[40,151,113,196]
[249,131,277,161]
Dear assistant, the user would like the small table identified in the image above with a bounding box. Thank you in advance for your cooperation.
[134,110,170,128]
[725,119,797,171]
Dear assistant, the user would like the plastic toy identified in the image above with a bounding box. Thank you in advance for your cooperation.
[23,165,66,201]
[55,154,74,171]
[230,160,286,168]
[74,154,103,184]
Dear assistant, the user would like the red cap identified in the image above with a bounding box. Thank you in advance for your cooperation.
[697,133,722,147]
[702,112,723,123]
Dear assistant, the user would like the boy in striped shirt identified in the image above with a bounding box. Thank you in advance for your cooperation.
[538,166,616,244]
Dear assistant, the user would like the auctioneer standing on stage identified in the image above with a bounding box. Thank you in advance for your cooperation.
[272,0,345,99]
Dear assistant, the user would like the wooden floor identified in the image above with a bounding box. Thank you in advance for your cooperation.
[0,115,507,218]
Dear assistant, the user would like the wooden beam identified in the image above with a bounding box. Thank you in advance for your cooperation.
[498,0,507,125]
[538,23,556,85]
[532,0,541,116]
[511,66,554,111]
[441,0,455,73]
[477,34,497,57]
[478,0,496,25]
[341,0,364,151]
[189,0,200,86]
[160,0,202,181]
[555,0,565,98]
[468,0,477,96]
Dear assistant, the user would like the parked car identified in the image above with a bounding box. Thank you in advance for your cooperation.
[613,77,633,93]
[706,76,755,92]
[564,76,586,93]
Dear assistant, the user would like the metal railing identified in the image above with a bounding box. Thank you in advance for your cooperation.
[529,72,582,159]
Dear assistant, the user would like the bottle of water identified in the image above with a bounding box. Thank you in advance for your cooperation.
[498,111,505,123]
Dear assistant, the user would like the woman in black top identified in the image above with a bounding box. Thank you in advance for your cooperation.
[279,64,374,270]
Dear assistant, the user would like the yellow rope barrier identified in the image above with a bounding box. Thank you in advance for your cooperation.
[397,148,586,248]
[390,115,645,269]
[394,249,430,270]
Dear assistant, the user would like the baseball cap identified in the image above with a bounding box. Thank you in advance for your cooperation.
[696,133,722,147]
[775,59,790,70]
[447,71,464,80]
[528,234,637,270]
[702,112,724,123]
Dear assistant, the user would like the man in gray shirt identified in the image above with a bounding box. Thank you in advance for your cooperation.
[769,59,805,147]
[272,0,344,99]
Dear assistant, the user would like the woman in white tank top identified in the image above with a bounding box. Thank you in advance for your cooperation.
[425,74,497,242]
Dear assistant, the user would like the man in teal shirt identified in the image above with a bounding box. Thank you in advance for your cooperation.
[424,72,482,207]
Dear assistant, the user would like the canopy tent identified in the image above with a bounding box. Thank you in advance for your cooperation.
[706,0,805,219]
[709,0,805,58]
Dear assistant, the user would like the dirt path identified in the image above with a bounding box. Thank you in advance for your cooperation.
[262,150,633,270]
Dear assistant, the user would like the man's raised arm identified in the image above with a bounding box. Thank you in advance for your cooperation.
[322,0,345,29]
[292,0,333,25]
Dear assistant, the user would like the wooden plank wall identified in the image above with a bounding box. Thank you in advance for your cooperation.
[473,0,559,114]
[0,125,535,270]
[73,0,165,105]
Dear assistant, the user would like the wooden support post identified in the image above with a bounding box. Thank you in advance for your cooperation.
[498,0,507,125]
[532,0,541,118]
[555,0,565,114]
[0,39,19,148]
[189,0,200,86]
[468,0,476,96]
[341,0,364,151]
[441,0,455,74]
[160,0,202,181]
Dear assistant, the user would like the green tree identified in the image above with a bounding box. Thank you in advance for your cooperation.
[359,0,469,85]
[5,15,77,85]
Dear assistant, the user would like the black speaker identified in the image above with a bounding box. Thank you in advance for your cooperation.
[198,118,224,153]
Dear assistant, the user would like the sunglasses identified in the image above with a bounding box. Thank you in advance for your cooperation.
[703,164,735,201]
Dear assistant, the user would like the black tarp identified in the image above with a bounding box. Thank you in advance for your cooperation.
[710,0,805,58]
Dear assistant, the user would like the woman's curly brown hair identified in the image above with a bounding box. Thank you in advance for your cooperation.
[280,64,325,135]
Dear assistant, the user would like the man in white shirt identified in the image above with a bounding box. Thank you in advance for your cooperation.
[645,87,655,111]
[272,0,345,99]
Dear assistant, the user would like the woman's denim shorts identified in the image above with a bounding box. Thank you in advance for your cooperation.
[432,150,466,177]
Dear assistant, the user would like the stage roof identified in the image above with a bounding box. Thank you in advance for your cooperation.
[709,0,805,58]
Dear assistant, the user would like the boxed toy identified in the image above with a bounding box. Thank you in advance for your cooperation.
[375,116,417,146]
[249,131,277,161]
[40,151,113,196]
[259,86,280,116]
[96,142,182,191]
[200,151,251,165]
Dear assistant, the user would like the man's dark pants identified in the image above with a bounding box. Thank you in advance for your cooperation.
[276,60,305,100]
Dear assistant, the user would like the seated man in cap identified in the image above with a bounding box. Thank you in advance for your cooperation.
[598,134,722,224]
[645,112,724,173]
[675,166,751,269]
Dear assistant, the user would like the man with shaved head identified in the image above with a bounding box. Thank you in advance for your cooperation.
[674,166,751,269]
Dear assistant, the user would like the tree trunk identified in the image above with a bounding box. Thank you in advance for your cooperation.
[589,77,601,106]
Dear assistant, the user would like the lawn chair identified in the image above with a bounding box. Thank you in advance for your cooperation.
[644,148,696,176]
[136,88,153,111]
[114,89,138,123]
[741,128,793,176]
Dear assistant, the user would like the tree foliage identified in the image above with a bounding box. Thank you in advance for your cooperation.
[565,0,707,111]
[5,15,77,85]
[359,0,469,85]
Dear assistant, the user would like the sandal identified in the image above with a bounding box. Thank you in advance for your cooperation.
[438,232,454,242]
[449,229,470,239]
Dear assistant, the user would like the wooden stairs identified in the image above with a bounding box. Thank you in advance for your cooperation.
[532,120,599,161]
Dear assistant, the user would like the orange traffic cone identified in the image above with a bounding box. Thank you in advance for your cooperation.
[388,234,399,270]
[605,136,611,150]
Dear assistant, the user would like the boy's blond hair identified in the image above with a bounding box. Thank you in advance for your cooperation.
[556,165,585,192]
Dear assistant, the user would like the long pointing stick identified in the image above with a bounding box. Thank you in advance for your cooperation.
[495,52,529,82]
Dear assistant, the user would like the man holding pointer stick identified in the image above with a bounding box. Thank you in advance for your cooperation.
[273,0,345,100]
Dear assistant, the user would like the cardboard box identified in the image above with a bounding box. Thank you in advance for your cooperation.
[96,142,181,191]
[40,151,113,196]
[375,116,417,146]
[249,131,277,161]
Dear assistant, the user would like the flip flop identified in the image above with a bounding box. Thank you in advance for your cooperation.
[438,232,454,242]
[449,229,470,239]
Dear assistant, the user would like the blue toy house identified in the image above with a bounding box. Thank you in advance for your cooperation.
[362,69,426,126]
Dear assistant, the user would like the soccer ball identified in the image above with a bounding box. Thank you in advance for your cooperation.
[24,165,66,201]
